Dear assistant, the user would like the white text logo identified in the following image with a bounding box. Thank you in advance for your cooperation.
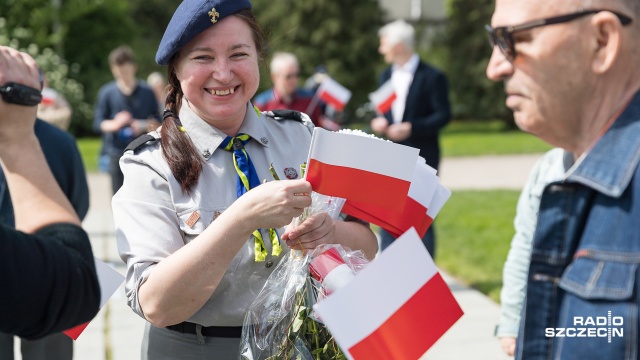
[545,311,623,343]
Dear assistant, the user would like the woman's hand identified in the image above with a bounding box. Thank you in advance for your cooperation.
[232,179,312,231]
[282,212,336,253]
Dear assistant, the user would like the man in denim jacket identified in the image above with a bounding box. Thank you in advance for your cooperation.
[486,0,640,358]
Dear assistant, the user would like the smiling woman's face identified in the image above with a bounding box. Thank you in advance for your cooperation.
[175,15,260,131]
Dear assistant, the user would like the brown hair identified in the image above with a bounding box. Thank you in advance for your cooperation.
[161,9,267,193]
[108,45,136,67]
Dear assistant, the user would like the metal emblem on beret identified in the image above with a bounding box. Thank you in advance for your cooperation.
[260,137,269,145]
[208,8,220,24]
[284,167,298,179]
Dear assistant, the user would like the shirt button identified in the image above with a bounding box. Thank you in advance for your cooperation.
[265,260,274,268]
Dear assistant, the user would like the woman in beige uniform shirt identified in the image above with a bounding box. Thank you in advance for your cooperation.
[112,0,377,359]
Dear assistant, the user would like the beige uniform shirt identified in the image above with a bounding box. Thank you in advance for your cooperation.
[114,101,313,326]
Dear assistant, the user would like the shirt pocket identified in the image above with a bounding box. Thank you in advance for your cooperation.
[559,256,636,300]
[177,207,245,272]
[177,208,216,237]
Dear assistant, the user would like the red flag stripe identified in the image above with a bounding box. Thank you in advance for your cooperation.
[307,158,410,213]
[376,93,397,114]
[309,247,346,282]
[348,273,463,359]
[319,91,346,111]
[341,201,403,235]
[342,197,430,239]
[63,322,89,340]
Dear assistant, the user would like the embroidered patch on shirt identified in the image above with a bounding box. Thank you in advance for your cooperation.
[185,211,200,228]
[284,167,298,179]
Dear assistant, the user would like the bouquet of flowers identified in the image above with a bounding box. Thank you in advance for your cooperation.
[239,192,370,360]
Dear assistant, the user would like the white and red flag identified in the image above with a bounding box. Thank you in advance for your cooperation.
[305,128,419,213]
[423,181,452,231]
[317,77,352,111]
[342,158,441,238]
[368,80,396,114]
[314,228,463,359]
[64,257,124,340]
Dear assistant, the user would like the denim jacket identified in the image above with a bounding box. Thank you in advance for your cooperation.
[517,91,640,359]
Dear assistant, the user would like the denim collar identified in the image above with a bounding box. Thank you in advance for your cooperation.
[565,90,640,197]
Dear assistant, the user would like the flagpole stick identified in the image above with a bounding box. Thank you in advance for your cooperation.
[305,92,321,116]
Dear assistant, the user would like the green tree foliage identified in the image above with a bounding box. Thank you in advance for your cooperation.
[252,0,384,124]
[63,2,136,134]
[441,0,513,123]
[0,18,91,135]
[0,0,58,49]
[61,0,180,135]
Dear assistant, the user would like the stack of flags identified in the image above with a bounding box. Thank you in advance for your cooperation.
[304,128,460,359]
[306,128,450,240]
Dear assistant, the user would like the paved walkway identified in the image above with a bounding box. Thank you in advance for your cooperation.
[41,153,541,360]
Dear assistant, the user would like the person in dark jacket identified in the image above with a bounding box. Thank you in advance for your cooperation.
[0,45,100,340]
[370,19,451,256]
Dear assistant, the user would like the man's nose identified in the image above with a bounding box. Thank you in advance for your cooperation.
[486,46,514,82]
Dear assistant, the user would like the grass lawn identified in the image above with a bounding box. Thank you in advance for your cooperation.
[435,190,519,303]
[77,137,102,173]
[441,120,552,157]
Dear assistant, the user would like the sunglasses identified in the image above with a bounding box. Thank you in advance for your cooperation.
[485,9,633,61]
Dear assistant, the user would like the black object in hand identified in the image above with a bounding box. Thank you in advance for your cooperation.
[0,82,42,106]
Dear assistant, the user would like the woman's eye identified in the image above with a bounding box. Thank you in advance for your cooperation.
[193,55,213,61]
[231,53,248,59]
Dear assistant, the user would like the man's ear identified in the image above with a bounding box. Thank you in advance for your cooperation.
[590,12,623,74]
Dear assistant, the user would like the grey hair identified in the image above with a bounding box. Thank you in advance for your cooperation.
[147,71,165,87]
[378,20,415,50]
[269,52,298,75]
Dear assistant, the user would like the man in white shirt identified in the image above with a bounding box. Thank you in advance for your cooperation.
[370,19,451,256]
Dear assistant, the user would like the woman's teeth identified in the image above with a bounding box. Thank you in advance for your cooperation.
[212,87,235,96]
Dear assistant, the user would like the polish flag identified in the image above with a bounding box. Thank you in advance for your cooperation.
[314,228,463,359]
[309,247,355,296]
[317,77,352,111]
[422,182,452,231]
[64,257,124,340]
[368,80,396,114]
[342,159,442,238]
[305,128,419,213]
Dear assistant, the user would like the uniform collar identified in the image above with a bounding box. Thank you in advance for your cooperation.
[179,101,269,160]
[565,90,640,197]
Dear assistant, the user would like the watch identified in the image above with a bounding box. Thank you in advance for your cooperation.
[0,82,42,106]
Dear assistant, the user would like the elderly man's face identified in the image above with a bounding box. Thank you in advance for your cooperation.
[378,36,401,65]
[486,0,594,149]
[273,62,299,98]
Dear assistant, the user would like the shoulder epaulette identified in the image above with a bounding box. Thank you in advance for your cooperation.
[124,134,158,153]
[265,109,304,122]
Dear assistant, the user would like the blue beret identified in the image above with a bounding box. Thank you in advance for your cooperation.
[156,0,252,65]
